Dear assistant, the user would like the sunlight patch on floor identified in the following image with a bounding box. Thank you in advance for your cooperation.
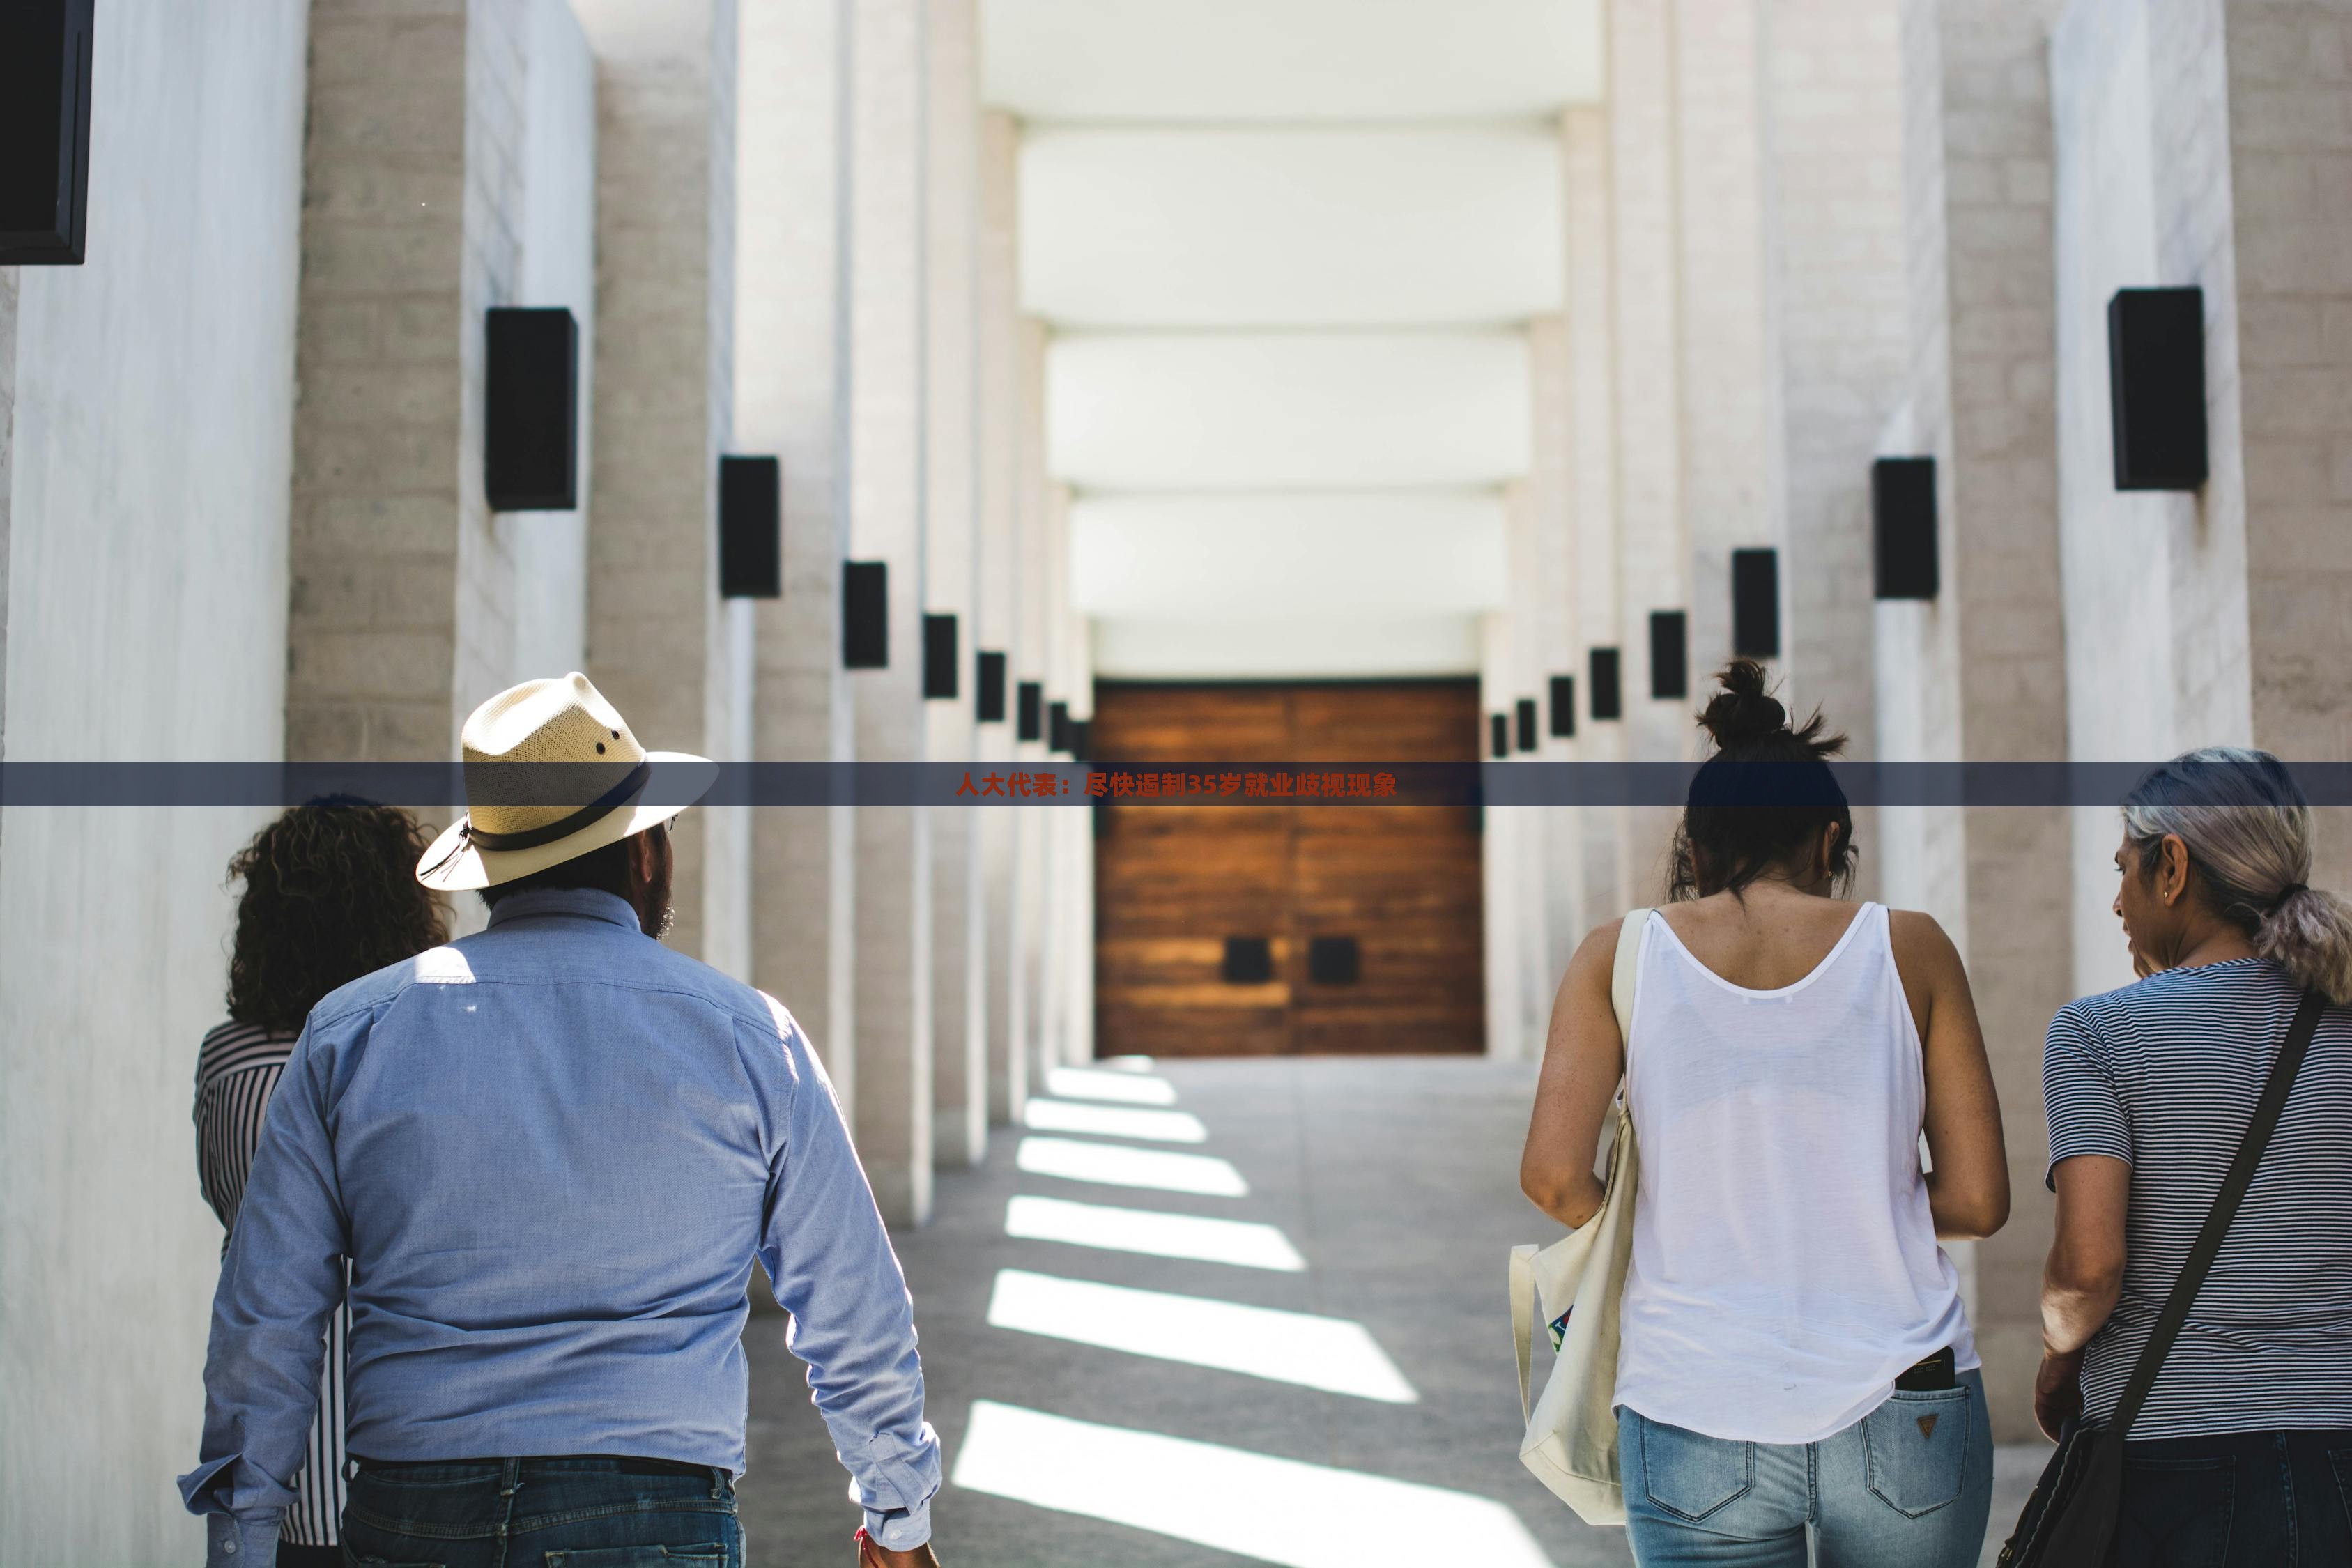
[1043,1066,1179,1105]
[985,1269,1417,1403]
[1022,1098,1208,1144]
[1004,1194,1307,1272]
[1015,1136,1248,1197]
[951,1401,1557,1568]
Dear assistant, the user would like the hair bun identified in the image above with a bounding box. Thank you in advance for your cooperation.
[1700,658,1788,746]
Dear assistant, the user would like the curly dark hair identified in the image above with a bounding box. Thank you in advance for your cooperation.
[1668,658,1857,901]
[225,801,448,1033]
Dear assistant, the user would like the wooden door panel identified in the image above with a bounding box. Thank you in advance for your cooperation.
[1093,680,1483,1057]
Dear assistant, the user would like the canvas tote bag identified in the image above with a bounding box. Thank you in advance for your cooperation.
[1509,908,1650,1527]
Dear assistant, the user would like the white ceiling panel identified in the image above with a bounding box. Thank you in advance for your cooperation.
[1071,493,1505,621]
[1020,128,1562,328]
[981,0,1602,122]
[1093,615,1483,679]
[1048,331,1530,490]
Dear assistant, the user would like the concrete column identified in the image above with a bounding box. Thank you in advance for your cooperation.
[1672,0,1774,686]
[976,109,1028,1121]
[285,0,535,769]
[1038,477,1076,1066]
[1479,609,1528,1063]
[1012,317,1052,1080]
[1888,0,2072,1440]
[847,0,935,1225]
[1607,0,1696,897]
[2222,0,2352,882]
[1062,595,1096,1067]
[1529,312,1584,977]
[576,0,748,973]
[1762,0,1907,770]
[1561,105,1631,921]
[925,0,987,1167]
[737,0,857,1082]
[1501,477,1552,1056]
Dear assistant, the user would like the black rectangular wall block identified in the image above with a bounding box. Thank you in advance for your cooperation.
[1491,714,1509,758]
[1872,456,1939,599]
[718,455,781,597]
[1017,681,1043,741]
[1650,611,1689,700]
[0,0,93,265]
[1515,698,1537,753]
[976,652,1007,722]
[843,561,889,668]
[1732,548,1780,658]
[1590,648,1622,721]
[1550,675,1577,738]
[922,614,958,699]
[1222,937,1273,985]
[1049,701,1071,753]
[485,308,581,511]
[2109,286,2208,490]
[1069,719,1091,762]
[1307,935,1360,985]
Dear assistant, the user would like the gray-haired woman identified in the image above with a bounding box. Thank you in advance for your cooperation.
[2038,747,2352,1567]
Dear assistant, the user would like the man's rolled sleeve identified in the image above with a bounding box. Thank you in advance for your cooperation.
[2044,1001,2133,1189]
[743,997,942,1546]
[178,1016,353,1565]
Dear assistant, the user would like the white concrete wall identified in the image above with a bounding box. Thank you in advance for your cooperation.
[0,3,311,1558]
[507,0,599,682]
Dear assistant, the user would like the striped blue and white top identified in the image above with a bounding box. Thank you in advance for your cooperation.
[2044,957,2352,1440]
[196,1020,348,1547]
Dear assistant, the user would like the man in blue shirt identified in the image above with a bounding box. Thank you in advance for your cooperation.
[182,674,944,1567]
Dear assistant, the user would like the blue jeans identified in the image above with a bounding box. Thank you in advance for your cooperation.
[2111,1428,2352,1567]
[340,1456,744,1567]
[1617,1371,1993,1567]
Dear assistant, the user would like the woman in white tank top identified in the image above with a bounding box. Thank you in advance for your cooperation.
[1520,661,2011,1568]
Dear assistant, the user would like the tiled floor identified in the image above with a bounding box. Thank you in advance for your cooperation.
[741,1055,2050,1567]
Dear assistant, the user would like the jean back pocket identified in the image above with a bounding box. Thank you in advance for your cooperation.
[1863,1388,1971,1518]
[1637,1412,1756,1523]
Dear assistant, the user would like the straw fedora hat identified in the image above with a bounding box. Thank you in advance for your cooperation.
[416,672,718,891]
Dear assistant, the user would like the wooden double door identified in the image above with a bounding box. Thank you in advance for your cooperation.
[1091,680,1486,1056]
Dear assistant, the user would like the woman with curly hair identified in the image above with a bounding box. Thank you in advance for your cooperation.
[196,799,445,1567]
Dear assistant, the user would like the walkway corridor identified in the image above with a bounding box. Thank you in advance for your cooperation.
[746,1056,1632,1566]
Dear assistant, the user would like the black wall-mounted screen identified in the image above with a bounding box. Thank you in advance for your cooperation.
[717,455,781,597]
[1049,701,1070,753]
[1017,681,1043,741]
[922,613,958,699]
[1550,676,1576,738]
[1515,698,1537,753]
[1590,648,1622,721]
[1222,937,1273,985]
[1732,548,1780,658]
[843,561,888,668]
[1308,935,1360,985]
[976,651,1007,722]
[0,0,93,265]
[2108,286,2208,490]
[1649,612,1689,700]
[1873,456,1939,599]
[485,308,580,511]
[1491,714,1509,758]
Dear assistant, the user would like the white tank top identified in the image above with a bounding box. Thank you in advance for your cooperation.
[1613,902,1977,1444]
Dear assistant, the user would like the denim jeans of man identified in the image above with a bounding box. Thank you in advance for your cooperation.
[339,1456,743,1567]
[2109,1427,2352,1567]
[1616,1371,1993,1567]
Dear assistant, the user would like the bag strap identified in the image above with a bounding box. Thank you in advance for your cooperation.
[2107,986,2326,1435]
[1612,909,1650,1056]
[1510,1243,1539,1422]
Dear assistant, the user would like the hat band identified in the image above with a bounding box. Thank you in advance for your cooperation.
[465,761,653,852]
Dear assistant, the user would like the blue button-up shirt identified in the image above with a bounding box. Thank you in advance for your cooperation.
[179,889,939,1565]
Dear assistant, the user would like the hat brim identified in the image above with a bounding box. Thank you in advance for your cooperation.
[415,752,720,891]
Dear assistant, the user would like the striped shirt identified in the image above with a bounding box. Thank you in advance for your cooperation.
[2043,958,2352,1440]
[196,1021,348,1546]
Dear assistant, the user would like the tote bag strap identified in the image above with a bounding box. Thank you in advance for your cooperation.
[2106,987,2326,1436]
[1612,910,1651,1058]
[1511,1243,1539,1421]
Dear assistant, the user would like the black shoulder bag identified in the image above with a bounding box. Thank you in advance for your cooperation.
[1997,987,2326,1567]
